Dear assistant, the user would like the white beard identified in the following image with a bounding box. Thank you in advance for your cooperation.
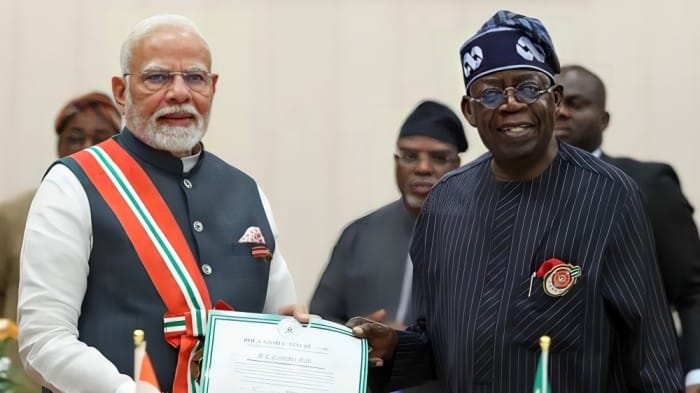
[404,194,425,210]
[125,91,208,153]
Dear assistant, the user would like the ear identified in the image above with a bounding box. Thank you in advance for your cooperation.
[551,84,564,116]
[211,74,219,95]
[552,84,563,103]
[111,76,127,114]
[461,95,477,127]
[600,111,610,132]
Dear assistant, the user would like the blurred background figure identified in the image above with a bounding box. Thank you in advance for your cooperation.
[310,100,467,393]
[53,92,122,158]
[554,64,700,391]
[0,91,120,393]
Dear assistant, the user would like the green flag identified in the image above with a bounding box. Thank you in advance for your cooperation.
[533,336,551,393]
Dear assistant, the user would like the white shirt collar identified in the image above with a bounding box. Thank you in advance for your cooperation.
[181,151,201,173]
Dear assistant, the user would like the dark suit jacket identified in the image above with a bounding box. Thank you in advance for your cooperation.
[310,200,414,323]
[602,154,700,372]
[311,200,441,392]
[372,143,684,392]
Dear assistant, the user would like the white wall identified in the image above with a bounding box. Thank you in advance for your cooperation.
[1,0,698,305]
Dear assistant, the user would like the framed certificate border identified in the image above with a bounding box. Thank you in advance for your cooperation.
[200,310,368,393]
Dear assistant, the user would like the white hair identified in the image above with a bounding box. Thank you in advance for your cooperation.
[119,14,210,74]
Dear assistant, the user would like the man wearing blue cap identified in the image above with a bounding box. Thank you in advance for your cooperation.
[349,10,684,392]
[310,100,466,393]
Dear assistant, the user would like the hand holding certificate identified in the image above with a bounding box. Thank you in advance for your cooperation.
[200,311,368,393]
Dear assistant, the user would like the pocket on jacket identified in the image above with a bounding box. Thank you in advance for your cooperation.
[508,277,586,353]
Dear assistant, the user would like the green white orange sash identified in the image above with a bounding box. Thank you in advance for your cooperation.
[72,139,212,393]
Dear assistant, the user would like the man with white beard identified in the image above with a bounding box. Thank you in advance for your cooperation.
[17,14,306,393]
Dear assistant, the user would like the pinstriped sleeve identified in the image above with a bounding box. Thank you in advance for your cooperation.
[366,327,435,393]
[600,188,684,392]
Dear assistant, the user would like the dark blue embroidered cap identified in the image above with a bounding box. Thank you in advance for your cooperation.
[459,10,560,93]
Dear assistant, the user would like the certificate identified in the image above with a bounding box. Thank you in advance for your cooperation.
[200,310,368,393]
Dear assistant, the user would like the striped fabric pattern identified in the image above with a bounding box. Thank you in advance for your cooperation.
[388,143,684,392]
[472,182,521,383]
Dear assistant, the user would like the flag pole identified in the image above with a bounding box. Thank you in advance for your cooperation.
[134,329,145,346]
[133,329,145,381]
[133,329,161,392]
[533,335,551,393]
[540,336,550,393]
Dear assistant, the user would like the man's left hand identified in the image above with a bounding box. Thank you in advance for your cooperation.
[687,385,700,393]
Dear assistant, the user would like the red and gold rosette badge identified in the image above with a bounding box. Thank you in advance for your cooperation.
[536,258,582,297]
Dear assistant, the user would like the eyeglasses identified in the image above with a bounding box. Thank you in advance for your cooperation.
[395,149,459,167]
[469,83,555,109]
[123,70,214,93]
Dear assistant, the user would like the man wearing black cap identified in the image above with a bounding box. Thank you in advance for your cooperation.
[349,10,684,393]
[310,100,467,392]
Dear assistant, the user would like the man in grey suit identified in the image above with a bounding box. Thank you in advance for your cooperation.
[310,100,467,392]
[554,64,700,392]
[349,10,684,392]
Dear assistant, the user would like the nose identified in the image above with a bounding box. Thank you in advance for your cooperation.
[81,138,95,150]
[165,74,192,103]
[500,87,526,111]
[556,102,571,119]
[413,155,433,175]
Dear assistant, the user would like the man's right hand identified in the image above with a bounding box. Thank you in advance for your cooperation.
[347,316,398,367]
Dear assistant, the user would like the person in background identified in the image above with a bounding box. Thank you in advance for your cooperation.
[0,91,121,393]
[349,10,684,392]
[17,14,307,393]
[554,64,700,392]
[310,100,467,393]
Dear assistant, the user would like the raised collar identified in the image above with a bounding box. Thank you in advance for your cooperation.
[115,128,205,176]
